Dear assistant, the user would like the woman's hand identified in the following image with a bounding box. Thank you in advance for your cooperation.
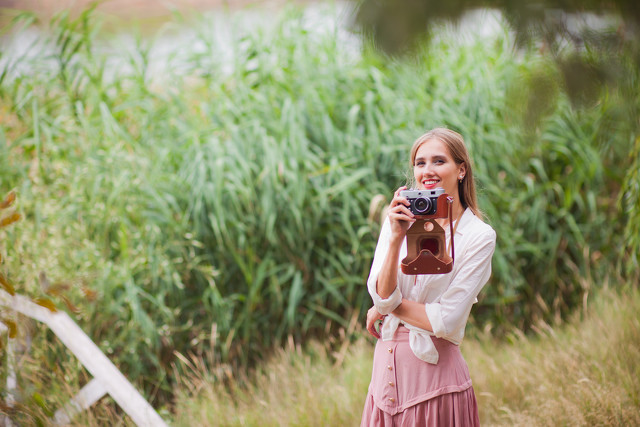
[388,186,415,241]
[366,306,385,339]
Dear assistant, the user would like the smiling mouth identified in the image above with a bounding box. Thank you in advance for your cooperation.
[422,179,439,187]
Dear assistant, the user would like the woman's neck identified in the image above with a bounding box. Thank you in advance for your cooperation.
[437,201,464,227]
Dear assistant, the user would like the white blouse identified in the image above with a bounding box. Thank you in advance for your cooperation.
[367,208,496,364]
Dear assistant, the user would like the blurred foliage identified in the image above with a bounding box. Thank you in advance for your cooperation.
[0,191,103,425]
[354,1,640,122]
[354,0,639,58]
[0,2,638,411]
[355,0,640,290]
[0,190,20,352]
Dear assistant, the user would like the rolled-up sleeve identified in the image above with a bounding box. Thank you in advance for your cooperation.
[367,218,403,315]
[425,228,496,339]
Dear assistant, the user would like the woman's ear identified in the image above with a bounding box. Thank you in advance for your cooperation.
[458,163,467,180]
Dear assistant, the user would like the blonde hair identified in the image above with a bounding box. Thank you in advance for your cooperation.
[408,128,482,219]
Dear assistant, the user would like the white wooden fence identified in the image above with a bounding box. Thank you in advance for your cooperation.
[0,290,168,426]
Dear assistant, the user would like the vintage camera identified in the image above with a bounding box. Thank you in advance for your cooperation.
[399,188,454,275]
[400,188,445,217]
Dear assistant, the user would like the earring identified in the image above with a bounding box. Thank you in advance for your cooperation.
[458,176,464,183]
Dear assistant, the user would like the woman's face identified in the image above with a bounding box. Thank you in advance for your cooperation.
[413,138,465,199]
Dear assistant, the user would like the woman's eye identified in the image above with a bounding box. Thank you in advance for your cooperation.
[416,161,425,166]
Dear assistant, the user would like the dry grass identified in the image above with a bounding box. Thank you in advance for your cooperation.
[172,337,373,426]
[467,285,640,426]
[172,286,640,426]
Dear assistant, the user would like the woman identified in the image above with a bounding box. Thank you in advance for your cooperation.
[361,128,496,426]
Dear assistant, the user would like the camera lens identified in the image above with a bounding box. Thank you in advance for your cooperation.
[414,197,431,213]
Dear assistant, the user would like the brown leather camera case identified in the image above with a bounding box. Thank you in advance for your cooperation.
[400,194,454,275]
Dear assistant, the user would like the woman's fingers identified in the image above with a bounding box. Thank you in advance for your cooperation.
[392,186,409,205]
[389,204,414,219]
[366,307,383,339]
[389,205,415,226]
[366,320,380,339]
[389,186,414,221]
[368,325,380,339]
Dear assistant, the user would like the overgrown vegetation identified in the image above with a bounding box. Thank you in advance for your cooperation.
[0,3,638,417]
[469,285,640,426]
[172,286,640,426]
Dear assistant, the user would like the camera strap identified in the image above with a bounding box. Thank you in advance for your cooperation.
[445,197,460,261]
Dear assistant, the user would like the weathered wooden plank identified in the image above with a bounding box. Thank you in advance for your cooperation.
[53,378,108,425]
[0,290,167,427]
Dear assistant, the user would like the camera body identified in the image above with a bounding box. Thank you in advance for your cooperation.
[400,187,445,217]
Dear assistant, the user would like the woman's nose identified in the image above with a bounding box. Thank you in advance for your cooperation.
[423,164,436,175]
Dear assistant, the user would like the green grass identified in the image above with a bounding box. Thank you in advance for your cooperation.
[172,286,640,426]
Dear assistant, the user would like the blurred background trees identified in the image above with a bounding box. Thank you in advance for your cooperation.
[355,0,639,104]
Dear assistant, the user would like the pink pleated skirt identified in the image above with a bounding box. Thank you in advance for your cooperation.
[361,326,480,427]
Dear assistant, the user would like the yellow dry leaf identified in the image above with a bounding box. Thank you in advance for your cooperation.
[0,212,21,228]
[0,273,15,296]
[0,191,16,209]
[34,297,58,312]
[1,319,17,338]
